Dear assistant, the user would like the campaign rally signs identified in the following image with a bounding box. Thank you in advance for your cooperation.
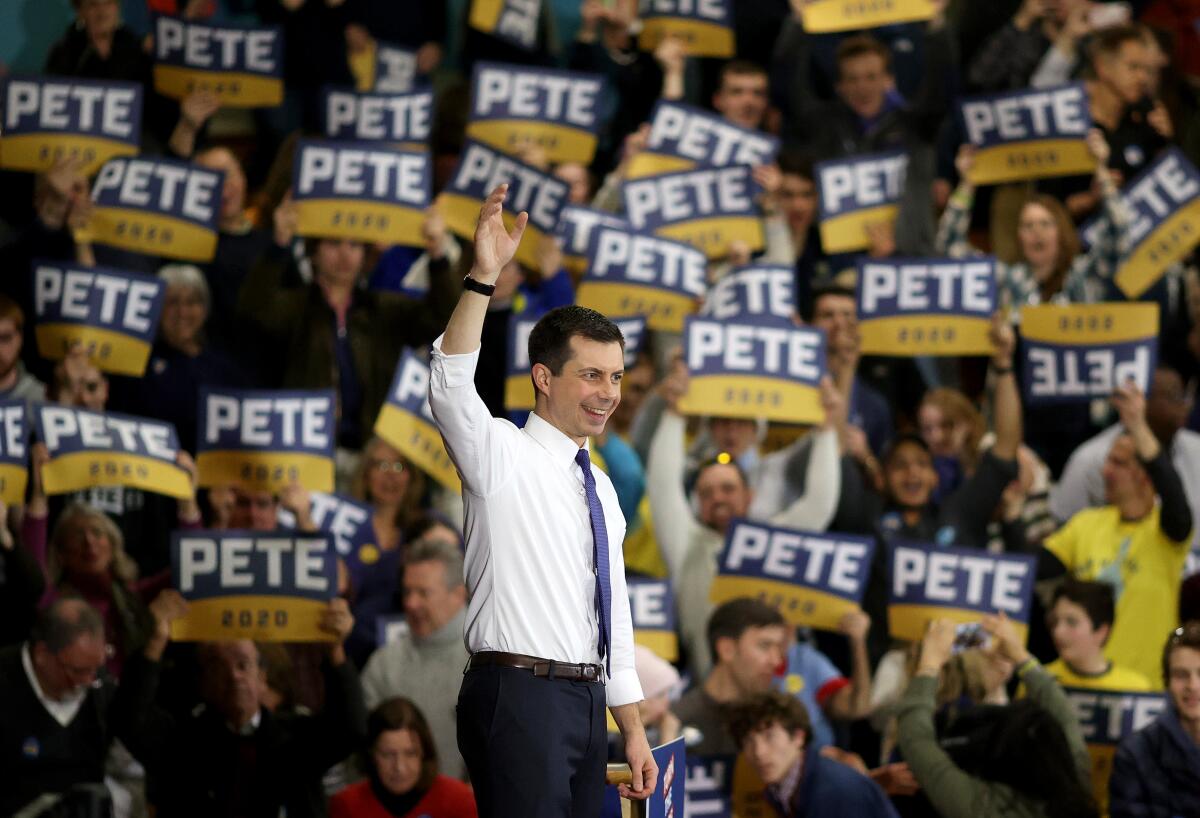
[684,756,735,818]
[628,577,680,662]
[0,76,141,175]
[1062,687,1165,810]
[701,265,797,324]
[574,226,707,333]
[801,0,937,33]
[440,139,569,269]
[196,388,336,492]
[0,401,27,506]
[959,83,1094,185]
[1081,148,1200,299]
[34,406,191,498]
[171,531,338,641]
[649,738,686,818]
[467,62,605,164]
[32,261,166,377]
[677,316,827,424]
[89,156,224,262]
[374,44,419,93]
[469,0,540,51]
[555,205,628,277]
[321,88,434,145]
[817,150,907,253]
[856,258,997,356]
[292,140,431,245]
[888,541,1037,642]
[374,351,461,492]
[1020,303,1159,406]
[637,0,735,58]
[276,491,375,561]
[627,100,779,179]
[712,520,874,632]
[153,17,284,107]
[623,164,764,259]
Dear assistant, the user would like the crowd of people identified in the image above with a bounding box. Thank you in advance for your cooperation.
[2,0,1200,816]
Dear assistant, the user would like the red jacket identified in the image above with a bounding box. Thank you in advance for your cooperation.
[329,776,477,818]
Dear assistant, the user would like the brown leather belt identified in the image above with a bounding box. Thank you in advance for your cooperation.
[465,651,604,683]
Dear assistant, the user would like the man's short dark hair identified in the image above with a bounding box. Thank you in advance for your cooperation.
[881,432,931,469]
[717,60,769,90]
[1052,577,1116,633]
[777,150,815,182]
[1088,23,1148,66]
[727,690,812,747]
[527,305,624,377]
[836,34,893,74]
[30,597,104,652]
[803,282,857,323]
[706,598,785,664]
[1163,621,1200,686]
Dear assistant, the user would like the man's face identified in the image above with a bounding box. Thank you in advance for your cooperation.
[837,53,892,120]
[713,72,769,130]
[1102,435,1147,505]
[160,285,207,351]
[744,723,806,786]
[811,294,856,352]
[780,173,817,234]
[709,417,757,459]
[0,318,22,379]
[78,0,119,40]
[313,240,365,287]
[1098,40,1154,105]
[696,462,751,534]
[1048,597,1106,669]
[554,162,591,205]
[195,148,246,224]
[721,624,787,695]
[1167,646,1200,725]
[884,441,937,509]
[33,632,106,701]
[536,336,624,444]
[402,559,466,639]
[201,640,262,726]
[232,490,278,531]
[1145,369,1190,445]
[609,356,654,434]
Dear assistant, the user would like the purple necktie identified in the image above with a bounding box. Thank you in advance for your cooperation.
[575,448,612,675]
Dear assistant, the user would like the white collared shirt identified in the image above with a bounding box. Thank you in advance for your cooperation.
[429,336,643,707]
[22,644,87,727]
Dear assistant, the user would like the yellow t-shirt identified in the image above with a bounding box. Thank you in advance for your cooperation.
[1044,505,1187,688]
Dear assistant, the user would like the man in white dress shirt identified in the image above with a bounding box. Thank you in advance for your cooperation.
[428,185,656,817]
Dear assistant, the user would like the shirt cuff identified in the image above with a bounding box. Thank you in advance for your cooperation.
[605,667,644,708]
[430,333,481,389]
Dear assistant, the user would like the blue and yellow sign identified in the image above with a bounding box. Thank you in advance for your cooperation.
[678,316,827,424]
[321,87,433,146]
[374,350,461,492]
[171,531,337,641]
[293,139,430,246]
[959,83,1094,185]
[440,139,569,270]
[374,44,418,93]
[89,156,223,261]
[0,401,27,505]
[1020,303,1159,406]
[469,0,541,51]
[1081,148,1200,299]
[816,150,907,253]
[153,17,283,107]
[648,738,686,818]
[555,205,628,277]
[637,0,735,57]
[888,541,1036,642]
[801,0,935,32]
[575,226,707,332]
[628,577,679,662]
[467,61,605,164]
[684,756,735,818]
[1061,687,1165,811]
[701,265,796,324]
[628,100,779,179]
[623,165,763,259]
[196,388,336,492]
[712,520,874,632]
[0,76,141,175]
[857,258,996,356]
[34,405,191,498]
[32,261,165,376]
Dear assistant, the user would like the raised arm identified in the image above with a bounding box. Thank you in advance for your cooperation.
[1112,382,1193,543]
[935,145,981,258]
[644,360,701,583]
[989,312,1021,461]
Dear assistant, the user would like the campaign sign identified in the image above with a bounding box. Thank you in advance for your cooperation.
[376,614,409,647]
[171,531,338,641]
[321,88,434,146]
[440,139,570,269]
[1020,303,1158,406]
[648,738,686,818]
[959,83,1094,185]
[555,205,628,277]
[628,577,679,661]
[1081,148,1200,299]
[801,0,936,32]
[196,388,336,492]
[1063,687,1165,808]
[467,62,605,164]
[712,520,874,632]
[637,0,735,58]
[153,17,284,107]
[0,76,141,175]
[684,756,734,818]
[856,258,997,356]
[888,541,1036,642]
[623,165,764,259]
[678,317,827,424]
[374,350,461,492]
[34,406,191,498]
[89,157,223,262]
[701,265,796,324]
[33,261,166,377]
[817,150,907,253]
[293,140,431,246]
[374,44,418,93]
[469,0,540,51]
[276,490,375,560]
[0,401,27,506]
[575,226,707,332]
[626,100,779,179]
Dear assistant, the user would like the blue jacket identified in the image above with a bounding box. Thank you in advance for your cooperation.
[766,746,899,818]
[1110,703,1200,818]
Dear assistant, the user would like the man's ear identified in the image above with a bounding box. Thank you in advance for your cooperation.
[532,362,553,398]
[715,635,736,665]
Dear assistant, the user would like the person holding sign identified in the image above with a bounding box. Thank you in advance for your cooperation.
[428,185,656,814]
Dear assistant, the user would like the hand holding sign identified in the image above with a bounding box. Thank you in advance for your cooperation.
[321,597,355,666]
[980,612,1032,665]
[990,310,1015,369]
[473,184,528,280]
[1111,381,1161,461]
[916,618,957,675]
[146,588,190,661]
[838,608,870,642]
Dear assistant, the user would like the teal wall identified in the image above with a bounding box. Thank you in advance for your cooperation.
[0,0,74,75]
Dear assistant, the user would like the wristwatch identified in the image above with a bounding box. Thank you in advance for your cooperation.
[462,275,496,296]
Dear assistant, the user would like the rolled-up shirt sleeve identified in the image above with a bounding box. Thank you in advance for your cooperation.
[605,537,644,707]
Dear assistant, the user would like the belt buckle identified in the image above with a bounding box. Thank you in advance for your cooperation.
[581,664,597,682]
